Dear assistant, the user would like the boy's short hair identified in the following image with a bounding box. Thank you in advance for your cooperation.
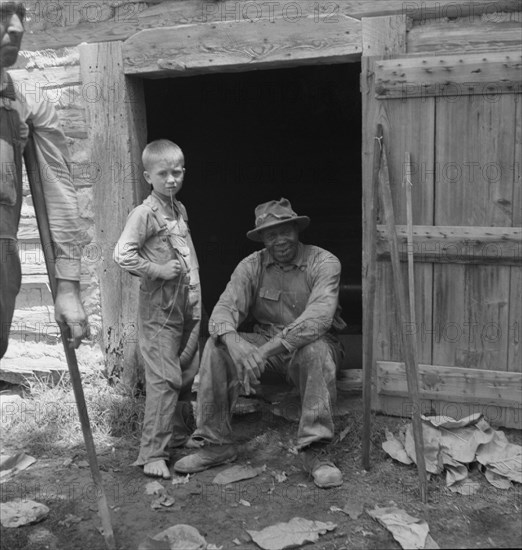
[142,140,184,171]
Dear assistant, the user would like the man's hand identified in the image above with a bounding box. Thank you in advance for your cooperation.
[54,280,88,348]
[223,334,267,395]
[157,260,182,280]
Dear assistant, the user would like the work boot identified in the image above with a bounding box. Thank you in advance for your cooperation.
[173,445,238,474]
[301,446,343,489]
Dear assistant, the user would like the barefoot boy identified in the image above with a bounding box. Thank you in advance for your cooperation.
[114,140,201,478]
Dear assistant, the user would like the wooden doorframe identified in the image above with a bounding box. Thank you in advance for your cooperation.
[79,42,148,386]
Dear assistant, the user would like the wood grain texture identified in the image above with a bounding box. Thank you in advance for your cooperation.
[407,13,522,54]
[18,1,520,51]
[508,98,522,372]
[376,360,522,428]
[122,15,362,76]
[79,42,148,383]
[374,51,522,98]
[376,225,522,265]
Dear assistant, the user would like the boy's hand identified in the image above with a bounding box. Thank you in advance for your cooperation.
[158,259,182,280]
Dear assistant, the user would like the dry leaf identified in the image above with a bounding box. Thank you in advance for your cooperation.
[246,517,336,550]
[213,465,265,485]
[145,481,165,496]
[171,474,191,486]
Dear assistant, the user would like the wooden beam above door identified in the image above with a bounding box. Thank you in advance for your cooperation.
[122,15,362,76]
[17,0,520,53]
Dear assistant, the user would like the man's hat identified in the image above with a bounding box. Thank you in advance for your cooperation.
[246,198,310,242]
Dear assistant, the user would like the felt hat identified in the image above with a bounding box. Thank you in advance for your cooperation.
[246,198,310,242]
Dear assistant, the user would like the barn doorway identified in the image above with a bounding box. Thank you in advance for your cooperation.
[144,63,362,366]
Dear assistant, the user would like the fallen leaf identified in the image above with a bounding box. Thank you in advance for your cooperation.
[151,494,176,510]
[382,429,413,465]
[239,499,251,507]
[271,471,287,483]
[138,524,207,550]
[233,539,241,546]
[448,478,481,496]
[367,505,438,549]
[0,499,50,528]
[171,474,191,486]
[343,501,364,520]
[484,468,512,490]
[247,517,336,550]
[339,425,352,442]
[145,481,165,496]
[58,514,83,527]
[77,460,89,469]
[213,465,265,485]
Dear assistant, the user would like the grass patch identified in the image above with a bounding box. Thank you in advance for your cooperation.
[1,370,144,456]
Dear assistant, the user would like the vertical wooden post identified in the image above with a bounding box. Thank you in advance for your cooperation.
[79,42,148,387]
[361,15,407,469]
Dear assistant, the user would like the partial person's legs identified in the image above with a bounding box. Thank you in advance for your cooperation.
[135,281,186,478]
[287,337,344,488]
[174,332,268,473]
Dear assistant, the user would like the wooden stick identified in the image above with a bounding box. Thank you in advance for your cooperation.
[362,124,383,470]
[379,137,428,503]
[403,152,415,325]
[23,132,116,549]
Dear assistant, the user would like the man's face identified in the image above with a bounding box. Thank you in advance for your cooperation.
[261,223,300,265]
[0,3,24,69]
[144,156,185,199]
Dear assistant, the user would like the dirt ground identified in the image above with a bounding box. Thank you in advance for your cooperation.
[1,385,521,550]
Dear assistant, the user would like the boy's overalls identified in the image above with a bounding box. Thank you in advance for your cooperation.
[134,194,201,466]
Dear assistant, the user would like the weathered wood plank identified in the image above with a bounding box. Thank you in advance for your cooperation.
[361,14,407,56]
[79,42,148,384]
[123,15,362,76]
[508,99,522,372]
[361,15,408,469]
[376,361,522,409]
[407,13,522,54]
[376,225,522,265]
[374,51,522,98]
[17,1,521,51]
[432,93,517,371]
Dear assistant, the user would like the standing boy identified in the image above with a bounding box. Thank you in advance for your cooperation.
[114,140,201,479]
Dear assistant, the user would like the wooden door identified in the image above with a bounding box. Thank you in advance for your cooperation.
[362,21,522,428]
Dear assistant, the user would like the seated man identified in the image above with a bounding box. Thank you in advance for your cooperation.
[174,198,346,488]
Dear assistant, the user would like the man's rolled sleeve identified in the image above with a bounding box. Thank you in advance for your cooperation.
[21,88,83,281]
[208,254,258,339]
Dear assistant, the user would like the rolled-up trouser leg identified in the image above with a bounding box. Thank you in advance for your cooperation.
[287,337,341,449]
[0,239,21,359]
[134,283,185,465]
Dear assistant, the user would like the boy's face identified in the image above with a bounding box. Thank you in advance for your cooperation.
[144,156,185,199]
[0,2,24,70]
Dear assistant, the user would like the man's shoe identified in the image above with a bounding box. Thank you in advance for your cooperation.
[302,447,343,489]
[173,445,237,474]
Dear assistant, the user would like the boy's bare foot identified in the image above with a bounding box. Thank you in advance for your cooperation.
[144,460,171,479]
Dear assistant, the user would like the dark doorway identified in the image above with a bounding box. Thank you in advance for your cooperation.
[144,63,362,342]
